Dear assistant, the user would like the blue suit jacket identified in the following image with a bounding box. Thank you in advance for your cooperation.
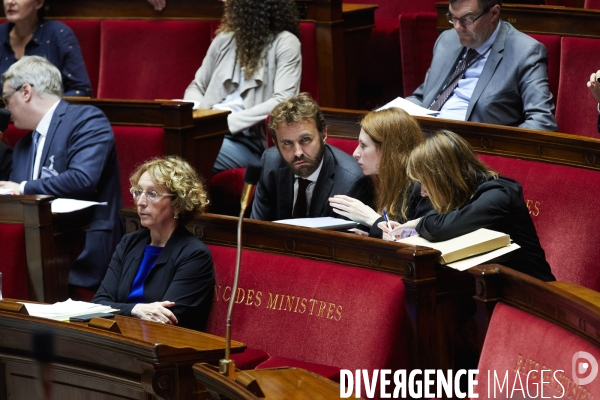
[250,144,367,221]
[11,100,123,288]
[407,21,557,132]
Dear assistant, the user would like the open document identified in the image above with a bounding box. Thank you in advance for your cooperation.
[51,198,107,213]
[274,217,358,230]
[377,97,439,117]
[21,299,118,321]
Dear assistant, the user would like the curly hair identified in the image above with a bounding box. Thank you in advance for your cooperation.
[129,156,209,224]
[360,108,424,221]
[219,0,299,79]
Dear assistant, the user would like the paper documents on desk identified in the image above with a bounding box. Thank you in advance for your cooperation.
[377,97,439,117]
[274,217,358,230]
[396,228,519,270]
[0,188,14,195]
[51,198,107,213]
[21,299,118,321]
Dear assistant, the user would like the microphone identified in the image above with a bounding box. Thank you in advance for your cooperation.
[0,108,11,133]
[32,330,54,400]
[220,163,262,379]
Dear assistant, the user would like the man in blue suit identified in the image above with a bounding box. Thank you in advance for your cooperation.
[407,0,557,132]
[0,56,122,296]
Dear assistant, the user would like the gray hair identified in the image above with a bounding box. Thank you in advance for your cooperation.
[1,56,63,98]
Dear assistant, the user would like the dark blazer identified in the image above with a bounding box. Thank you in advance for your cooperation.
[0,141,11,181]
[93,225,215,331]
[10,100,123,288]
[416,175,554,282]
[407,20,557,132]
[0,20,92,96]
[250,144,367,221]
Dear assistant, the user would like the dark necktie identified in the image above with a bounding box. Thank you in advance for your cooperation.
[30,130,40,180]
[429,48,480,112]
[292,178,311,218]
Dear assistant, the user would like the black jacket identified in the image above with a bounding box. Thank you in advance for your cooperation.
[93,224,215,331]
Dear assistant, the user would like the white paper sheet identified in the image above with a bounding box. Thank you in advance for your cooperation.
[376,97,440,117]
[445,243,521,271]
[0,189,15,195]
[21,299,117,321]
[274,217,358,230]
[51,198,107,213]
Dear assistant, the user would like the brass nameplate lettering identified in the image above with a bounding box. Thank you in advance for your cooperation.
[214,284,343,321]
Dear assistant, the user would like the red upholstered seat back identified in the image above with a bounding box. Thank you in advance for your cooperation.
[299,22,319,102]
[328,137,357,156]
[475,303,600,398]
[61,20,101,97]
[2,123,29,148]
[528,34,561,106]
[0,223,28,299]
[398,12,438,97]
[478,154,600,290]
[111,126,165,207]
[206,245,407,372]
[556,37,600,137]
[585,0,600,8]
[98,20,214,100]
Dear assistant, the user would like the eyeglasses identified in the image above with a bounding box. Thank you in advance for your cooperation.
[446,9,487,27]
[130,188,176,202]
[2,84,32,107]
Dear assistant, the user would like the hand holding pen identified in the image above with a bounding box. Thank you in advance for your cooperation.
[382,209,396,242]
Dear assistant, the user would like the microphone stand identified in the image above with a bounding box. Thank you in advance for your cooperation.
[219,164,260,379]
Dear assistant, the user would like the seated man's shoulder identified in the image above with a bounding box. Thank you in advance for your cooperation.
[64,102,110,121]
[327,144,363,177]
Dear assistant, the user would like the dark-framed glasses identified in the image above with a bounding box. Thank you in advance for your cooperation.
[2,84,32,107]
[446,9,487,26]
[130,188,176,202]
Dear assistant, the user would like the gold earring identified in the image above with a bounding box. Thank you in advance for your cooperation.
[174,212,179,219]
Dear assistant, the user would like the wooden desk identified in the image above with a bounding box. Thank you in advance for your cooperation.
[122,208,475,375]
[66,98,229,190]
[0,303,244,399]
[322,107,600,172]
[38,0,376,109]
[0,195,91,303]
[436,2,600,38]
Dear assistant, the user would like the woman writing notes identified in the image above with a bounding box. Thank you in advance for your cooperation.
[328,108,431,237]
[0,0,92,96]
[381,130,554,281]
[183,0,301,173]
[93,157,215,331]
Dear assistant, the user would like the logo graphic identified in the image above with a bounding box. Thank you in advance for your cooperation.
[572,351,599,385]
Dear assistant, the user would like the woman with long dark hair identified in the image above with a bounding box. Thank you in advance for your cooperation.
[184,0,301,174]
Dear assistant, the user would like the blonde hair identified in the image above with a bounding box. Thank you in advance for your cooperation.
[129,156,209,223]
[406,130,498,213]
[360,107,424,221]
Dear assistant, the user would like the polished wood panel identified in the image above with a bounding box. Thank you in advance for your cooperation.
[38,0,375,109]
[122,208,476,375]
[322,107,600,171]
[0,195,90,303]
[436,2,600,38]
[193,363,356,400]
[0,301,244,399]
[65,98,229,190]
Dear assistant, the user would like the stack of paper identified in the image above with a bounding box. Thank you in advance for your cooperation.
[21,299,118,321]
[376,97,440,117]
[273,217,358,230]
[397,228,519,271]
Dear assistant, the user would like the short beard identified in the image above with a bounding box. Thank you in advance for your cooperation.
[288,143,326,178]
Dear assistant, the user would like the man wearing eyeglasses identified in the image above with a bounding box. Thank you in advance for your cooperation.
[406,0,557,132]
[0,55,123,299]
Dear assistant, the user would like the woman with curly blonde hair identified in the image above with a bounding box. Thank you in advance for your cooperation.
[93,156,215,331]
[184,0,301,174]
